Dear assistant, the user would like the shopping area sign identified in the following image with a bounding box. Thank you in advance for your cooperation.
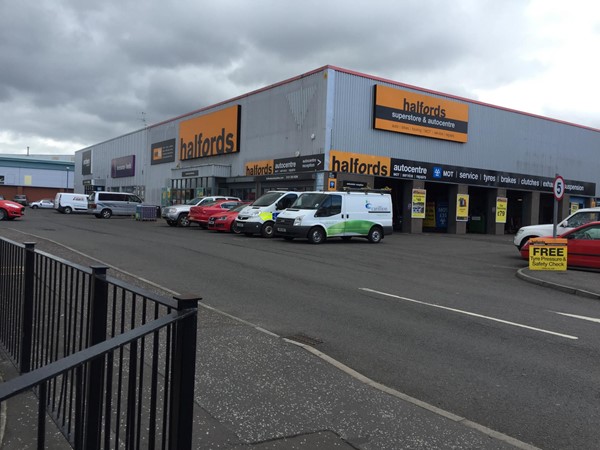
[328,151,595,196]
[245,155,324,176]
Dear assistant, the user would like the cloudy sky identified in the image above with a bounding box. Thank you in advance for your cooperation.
[1,0,599,155]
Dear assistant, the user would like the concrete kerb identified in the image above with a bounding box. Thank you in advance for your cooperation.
[516,268,600,300]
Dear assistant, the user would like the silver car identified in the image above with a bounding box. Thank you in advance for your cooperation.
[89,191,143,219]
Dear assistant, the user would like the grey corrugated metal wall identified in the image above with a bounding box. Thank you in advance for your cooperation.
[330,70,598,194]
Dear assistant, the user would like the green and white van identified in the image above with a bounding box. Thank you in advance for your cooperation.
[275,190,393,244]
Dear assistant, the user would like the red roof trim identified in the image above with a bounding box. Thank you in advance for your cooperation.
[151,65,599,133]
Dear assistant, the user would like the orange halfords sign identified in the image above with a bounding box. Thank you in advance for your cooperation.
[374,85,469,143]
[329,150,391,176]
[179,105,240,161]
[245,160,274,176]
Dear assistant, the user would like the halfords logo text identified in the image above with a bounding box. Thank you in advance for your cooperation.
[180,128,235,160]
[330,154,389,176]
[179,105,240,161]
[246,161,274,176]
[402,98,446,118]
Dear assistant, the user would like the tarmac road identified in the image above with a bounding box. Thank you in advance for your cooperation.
[2,209,600,449]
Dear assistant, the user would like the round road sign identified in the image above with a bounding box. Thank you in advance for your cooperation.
[553,175,565,201]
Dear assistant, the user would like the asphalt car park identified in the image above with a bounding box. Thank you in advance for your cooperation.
[2,211,600,450]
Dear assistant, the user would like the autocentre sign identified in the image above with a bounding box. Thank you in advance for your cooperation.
[329,150,595,196]
[245,155,324,176]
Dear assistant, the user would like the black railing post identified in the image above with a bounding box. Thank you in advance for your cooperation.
[84,265,109,450]
[19,242,36,374]
[168,294,200,450]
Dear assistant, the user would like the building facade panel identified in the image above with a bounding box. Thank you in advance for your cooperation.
[329,70,598,193]
[73,65,598,233]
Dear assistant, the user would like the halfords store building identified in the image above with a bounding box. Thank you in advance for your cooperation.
[74,65,599,234]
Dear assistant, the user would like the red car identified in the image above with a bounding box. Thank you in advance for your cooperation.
[188,200,248,228]
[207,203,250,233]
[520,221,600,270]
[0,199,25,221]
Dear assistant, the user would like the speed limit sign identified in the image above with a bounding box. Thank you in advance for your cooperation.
[553,175,565,201]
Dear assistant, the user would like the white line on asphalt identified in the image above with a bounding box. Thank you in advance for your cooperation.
[360,288,579,340]
[552,311,600,324]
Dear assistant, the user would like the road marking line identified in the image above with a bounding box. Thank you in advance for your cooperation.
[360,288,578,341]
[552,312,600,324]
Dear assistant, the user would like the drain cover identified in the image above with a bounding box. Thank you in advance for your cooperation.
[285,333,323,347]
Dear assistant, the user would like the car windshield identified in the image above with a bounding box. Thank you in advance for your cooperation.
[252,192,285,207]
[185,197,204,205]
[230,204,248,213]
[291,193,328,210]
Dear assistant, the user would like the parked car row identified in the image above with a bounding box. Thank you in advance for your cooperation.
[519,221,600,270]
[514,207,600,270]
[188,200,249,228]
[170,190,394,245]
[161,196,241,227]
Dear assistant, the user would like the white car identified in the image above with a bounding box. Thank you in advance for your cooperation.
[162,196,241,227]
[29,199,55,209]
[513,207,600,249]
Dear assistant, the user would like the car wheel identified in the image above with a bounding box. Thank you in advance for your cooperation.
[307,227,326,244]
[231,222,241,234]
[368,226,383,243]
[64,206,72,214]
[32,205,38,209]
[177,214,190,227]
[518,236,535,250]
[261,221,275,238]
[0,209,6,221]
[101,209,112,219]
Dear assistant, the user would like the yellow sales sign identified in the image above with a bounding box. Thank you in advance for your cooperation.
[496,197,508,223]
[528,238,568,271]
[456,194,469,222]
[411,189,426,219]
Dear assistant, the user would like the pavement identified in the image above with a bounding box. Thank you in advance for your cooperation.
[1,250,599,449]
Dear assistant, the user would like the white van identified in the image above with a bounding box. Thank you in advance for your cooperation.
[235,191,302,237]
[88,191,143,218]
[54,193,89,214]
[274,190,393,244]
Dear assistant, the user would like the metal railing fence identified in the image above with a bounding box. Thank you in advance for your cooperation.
[0,237,200,450]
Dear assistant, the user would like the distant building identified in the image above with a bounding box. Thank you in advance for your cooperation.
[0,155,75,203]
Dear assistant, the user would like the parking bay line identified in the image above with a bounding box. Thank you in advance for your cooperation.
[360,288,578,341]
[552,312,600,324]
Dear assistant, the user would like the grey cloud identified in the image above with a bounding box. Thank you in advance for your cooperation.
[0,0,597,155]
